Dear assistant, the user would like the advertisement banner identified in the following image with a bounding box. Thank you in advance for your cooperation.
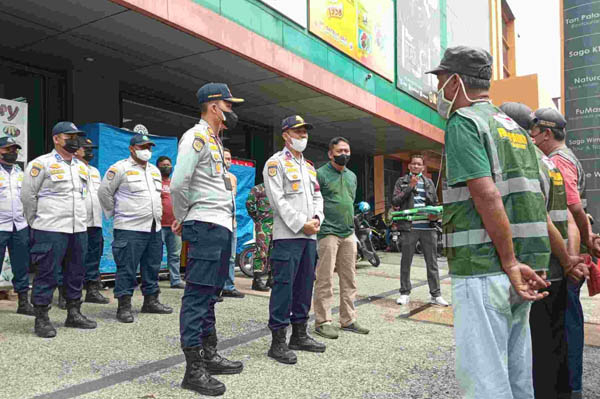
[562,0,600,225]
[0,98,28,164]
[396,0,441,108]
[259,0,307,28]
[309,0,395,81]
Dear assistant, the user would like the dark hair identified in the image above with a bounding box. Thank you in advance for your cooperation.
[536,125,566,141]
[458,73,491,90]
[328,136,350,150]
[156,156,171,166]
[223,147,231,154]
[409,154,424,163]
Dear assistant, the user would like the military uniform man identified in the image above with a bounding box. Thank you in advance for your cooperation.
[263,115,325,365]
[21,121,97,338]
[0,136,34,315]
[245,182,273,292]
[98,134,172,323]
[171,83,244,397]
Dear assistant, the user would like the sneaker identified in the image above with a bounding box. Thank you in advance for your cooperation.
[396,295,410,305]
[171,282,186,289]
[314,323,339,339]
[341,322,369,335]
[430,296,449,307]
[221,289,245,298]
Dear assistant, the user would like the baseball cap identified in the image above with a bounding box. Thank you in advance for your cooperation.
[0,136,21,149]
[196,83,244,104]
[499,102,534,131]
[52,121,85,136]
[79,137,98,149]
[130,134,156,147]
[281,115,314,132]
[533,108,567,130]
[426,46,493,80]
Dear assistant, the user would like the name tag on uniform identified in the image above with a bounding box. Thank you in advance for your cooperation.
[126,170,140,176]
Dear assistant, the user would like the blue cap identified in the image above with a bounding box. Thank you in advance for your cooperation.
[52,121,85,136]
[196,83,244,104]
[130,134,156,147]
[0,136,21,149]
[281,115,313,132]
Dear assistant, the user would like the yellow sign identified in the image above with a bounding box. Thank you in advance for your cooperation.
[309,0,394,81]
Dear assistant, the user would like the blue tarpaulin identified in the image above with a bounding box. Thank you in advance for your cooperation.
[230,162,256,254]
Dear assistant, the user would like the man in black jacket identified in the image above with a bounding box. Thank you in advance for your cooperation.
[392,154,448,306]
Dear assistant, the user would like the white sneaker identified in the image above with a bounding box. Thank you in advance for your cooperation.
[396,295,410,305]
[430,296,449,306]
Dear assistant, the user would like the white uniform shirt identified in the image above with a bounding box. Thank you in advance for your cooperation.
[0,163,27,232]
[85,164,103,228]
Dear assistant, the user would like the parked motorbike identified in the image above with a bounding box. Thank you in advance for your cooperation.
[389,225,402,253]
[368,213,388,251]
[354,202,381,267]
[415,221,444,257]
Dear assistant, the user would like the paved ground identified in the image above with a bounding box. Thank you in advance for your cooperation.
[1,253,599,399]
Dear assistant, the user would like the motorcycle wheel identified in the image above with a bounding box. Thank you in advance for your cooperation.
[367,252,381,267]
[237,245,255,277]
[415,241,423,255]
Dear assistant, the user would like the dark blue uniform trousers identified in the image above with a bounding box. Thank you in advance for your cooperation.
[268,238,317,331]
[112,229,162,298]
[0,225,30,293]
[30,229,87,306]
[180,221,231,348]
[565,279,585,394]
[56,226,104,286]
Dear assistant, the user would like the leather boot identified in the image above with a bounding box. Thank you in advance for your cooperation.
[34,305,56,338]
[57,286,66,310]
[141,294,173,314]
[251,273,269,292]
[65,299,97,329]
[202,331,243,375]
[268,328,297,364]
[17,291,35,316]
[84,281,110,304]
[288,322,326,353]
[116,295,134,323]
[181,346,226,396]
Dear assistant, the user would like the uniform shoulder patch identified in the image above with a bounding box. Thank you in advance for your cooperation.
[106,167,118,180]
[268,164,278,177]
[30,161,43,177]
[193,137,205,152]
[267,161,279,167]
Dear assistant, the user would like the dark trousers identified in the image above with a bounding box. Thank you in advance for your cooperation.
[268,238,317,331]
[30,229,87,305]
[565,279,585,394]
[84,227,103,283]
[180,221,231,348]
[112,229,162,298]
[0,225,30,293]
[400,229,441,297]
[530,278,571,399]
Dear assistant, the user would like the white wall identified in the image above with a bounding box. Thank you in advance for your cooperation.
[446,0,490,50]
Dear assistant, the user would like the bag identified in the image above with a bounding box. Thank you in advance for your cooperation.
[584,254,600,297]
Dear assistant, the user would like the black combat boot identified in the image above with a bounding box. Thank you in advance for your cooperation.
[84,281,110,304]
[34,304,56,338]
[65,299,97,329]
[141,294,173,314]
[251,273,269,292]
[288,322,326,353]
[116,295,134,323]
[268,327,297,364]
[57,286,66,310]
[202,331,243,375]
[181,346,226,396]
[17,291,35,316]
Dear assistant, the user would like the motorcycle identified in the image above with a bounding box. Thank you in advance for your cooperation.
[368,213,388,251]
[354,202,381,267]
[389,225,402,253]
[414,221,444,257]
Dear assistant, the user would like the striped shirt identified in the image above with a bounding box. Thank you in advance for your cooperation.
[412,176,432,230]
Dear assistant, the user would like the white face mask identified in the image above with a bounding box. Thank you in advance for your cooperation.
[135,149,152,162]
[289,137,308,152]
[436,74,460,119]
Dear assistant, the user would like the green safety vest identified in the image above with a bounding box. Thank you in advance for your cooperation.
[443,103,551,277]
[536,147,569,281]
[548,146,587,209]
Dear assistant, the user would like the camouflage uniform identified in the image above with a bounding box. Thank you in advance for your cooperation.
[245,183,273,275]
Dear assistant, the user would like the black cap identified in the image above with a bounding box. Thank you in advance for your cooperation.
[130,134,156,147]
[426,46,493,80]
[281,115,313,132]
[499,102,534,131]
[196,83,244,104]
[52,121,85,136]
[79,137,98,149]
[0,136,21,149]
[533,108,567,130]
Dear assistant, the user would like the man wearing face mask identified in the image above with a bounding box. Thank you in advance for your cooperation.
[0,136,34,316]
[171,83,244,397]
[313,137,369,339]
[392,154,447,307]
[156,155,184,289]
[98,134,171,324]
[263,115,325,365]
[21,121,97,338]
[426,47,552,397]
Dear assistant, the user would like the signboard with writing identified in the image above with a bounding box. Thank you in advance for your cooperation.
[309,0,395,81]
[0,98,28,164]
[259,0,307,28]
[562,0,600,225]
[396,0,441,108]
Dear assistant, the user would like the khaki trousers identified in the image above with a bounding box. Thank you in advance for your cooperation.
[314,234,357,327]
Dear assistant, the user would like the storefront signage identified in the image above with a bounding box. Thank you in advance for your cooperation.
[0,97,28,164]
[259,0,307,28]
[396,0,441,108]
[309,0,395,81]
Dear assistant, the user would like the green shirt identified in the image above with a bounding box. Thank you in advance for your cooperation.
[317,162,357,239]
[446,116,492,186]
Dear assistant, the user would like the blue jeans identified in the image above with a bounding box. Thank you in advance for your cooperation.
[452,274,533,399]
[565,279,584,394]
[223,226,237,291]
[0,226,30,293]
[161,227,182,286]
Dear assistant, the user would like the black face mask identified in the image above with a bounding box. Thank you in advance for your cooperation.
[83,150,94,162]
[333,154,350,166]
[220,108,239,130]
[63,138,80,153]
[0,152,18,164]
[159,166,172,177]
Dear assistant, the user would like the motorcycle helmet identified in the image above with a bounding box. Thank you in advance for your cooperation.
[358,201,370,213]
